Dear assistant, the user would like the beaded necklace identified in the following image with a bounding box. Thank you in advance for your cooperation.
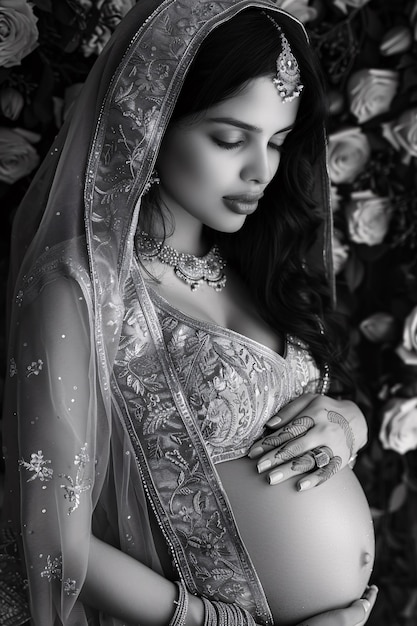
[136,232,227,292]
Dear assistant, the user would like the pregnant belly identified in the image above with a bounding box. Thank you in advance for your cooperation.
[216,458,375,626]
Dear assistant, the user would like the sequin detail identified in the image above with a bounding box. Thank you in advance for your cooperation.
[40,555,62,581]
[59,444,92,515]
[19,451,53,482]
[40,555,79,596]
[25,359,44,377]
[9,358,17,377]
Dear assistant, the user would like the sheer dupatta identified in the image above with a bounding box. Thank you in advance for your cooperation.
[1,1,333,624]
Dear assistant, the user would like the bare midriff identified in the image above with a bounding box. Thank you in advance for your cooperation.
[216,459,375,626]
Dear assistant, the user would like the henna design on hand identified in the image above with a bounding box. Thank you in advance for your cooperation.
[327,410,355,457]
[316,455,342,485]
[291,454,316,473]
[290,446,334,473]
[274,441,304,461]
[262,416,314,450]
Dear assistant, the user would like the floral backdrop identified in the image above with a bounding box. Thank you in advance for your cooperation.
[0,0,417,624]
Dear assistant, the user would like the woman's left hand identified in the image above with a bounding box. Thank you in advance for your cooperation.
[248,393,368,491]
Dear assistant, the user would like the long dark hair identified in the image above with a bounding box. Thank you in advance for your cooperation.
[150,8,353,395]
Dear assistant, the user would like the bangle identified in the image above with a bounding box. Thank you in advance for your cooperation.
[202,597,257,626]
[202,597,217,626]
[169,580,189,626]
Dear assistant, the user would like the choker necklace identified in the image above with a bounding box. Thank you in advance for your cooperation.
[136,232,227,292]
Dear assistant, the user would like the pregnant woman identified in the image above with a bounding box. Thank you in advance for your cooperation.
[1,1,377,625]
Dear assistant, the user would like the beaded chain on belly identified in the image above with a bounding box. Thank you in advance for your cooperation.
[135,231,227,292]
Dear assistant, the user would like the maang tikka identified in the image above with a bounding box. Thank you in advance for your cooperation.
[262,11,304,103]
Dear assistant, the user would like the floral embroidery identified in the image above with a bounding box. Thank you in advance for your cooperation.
[60,444,92,515]
[63,578,79,596]
[15,289,23,306]
[40,555,79,596]
[9,358,17,377]
[26,359,44,377]
[19,451,53,482]
[115,342,163,396]
[40,555,62,581]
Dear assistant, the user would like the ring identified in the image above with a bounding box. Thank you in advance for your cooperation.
[311,447,331,468]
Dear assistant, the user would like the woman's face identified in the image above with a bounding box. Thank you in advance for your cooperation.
[156,76,299,234]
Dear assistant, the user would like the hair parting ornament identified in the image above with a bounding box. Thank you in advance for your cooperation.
[262,11,304,102]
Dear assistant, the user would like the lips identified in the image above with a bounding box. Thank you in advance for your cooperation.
[223,192,264,215]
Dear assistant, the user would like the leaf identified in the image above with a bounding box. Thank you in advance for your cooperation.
[388,482,408,513]
[177,470,185,487]
[193,490,202,515]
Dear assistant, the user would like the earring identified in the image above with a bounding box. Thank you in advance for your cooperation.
[143,168,160,194]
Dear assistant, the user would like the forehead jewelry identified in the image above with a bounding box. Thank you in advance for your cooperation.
[262,11,304,103]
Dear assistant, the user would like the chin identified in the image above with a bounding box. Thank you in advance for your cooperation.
[208,216,247,234]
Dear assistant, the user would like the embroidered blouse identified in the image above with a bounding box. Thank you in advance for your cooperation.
[149,288,323,464]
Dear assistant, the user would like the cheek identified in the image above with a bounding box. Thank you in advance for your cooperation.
[159,136,228,193]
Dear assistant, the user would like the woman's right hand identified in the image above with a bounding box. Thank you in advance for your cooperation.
[295,585,378,626]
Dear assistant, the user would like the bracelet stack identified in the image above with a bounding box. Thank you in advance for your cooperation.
[202,597,257,626]
[169,580,189,626]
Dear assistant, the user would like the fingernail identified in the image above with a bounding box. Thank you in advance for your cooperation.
[257,459,272,473]
[268,471,283,485]
[248,445,264,459]
[267,415,282,427]
[361,599,371,613]
[297,479,311,491]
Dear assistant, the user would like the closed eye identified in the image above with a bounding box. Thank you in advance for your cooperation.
[213,138,284,152]
[213,138,244,150]
[269,142,284,152]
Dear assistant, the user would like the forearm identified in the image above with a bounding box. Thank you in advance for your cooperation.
[81,534,204,626]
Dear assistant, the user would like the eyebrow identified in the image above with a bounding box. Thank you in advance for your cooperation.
[207,117,294,135]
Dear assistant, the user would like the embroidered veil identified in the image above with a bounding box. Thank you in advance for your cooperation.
[1,1,334,624]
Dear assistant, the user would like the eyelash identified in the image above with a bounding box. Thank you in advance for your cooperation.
[213,138,284,152]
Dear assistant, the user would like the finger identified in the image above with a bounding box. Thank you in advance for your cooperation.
[296,455,342,491]
[296,586,378,626]
[249,415,315,459]
[350,585,378,625]
[361,585,378,617]
[267,446,333,485]
[257,437,308,472]
[266,393,318,427]
[267,451,315,485]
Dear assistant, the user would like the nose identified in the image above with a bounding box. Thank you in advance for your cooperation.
[241,144,279,185]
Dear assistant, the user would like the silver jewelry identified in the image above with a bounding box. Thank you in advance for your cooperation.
[202,597,257,626]
[262,11,304,102]
[311,446,332,468]
[136,232,227,292]
[169,580,189,626]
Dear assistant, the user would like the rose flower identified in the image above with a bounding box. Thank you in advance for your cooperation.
[346,190,391,246]
[382,108,417,164]
[0,127,40,184]
[380,397,417,455]
[396,305,417,366]
[327,128,371,184]
[347,69,399,124]
[0,0,39,68]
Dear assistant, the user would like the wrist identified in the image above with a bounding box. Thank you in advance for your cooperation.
[185,592,204,626]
